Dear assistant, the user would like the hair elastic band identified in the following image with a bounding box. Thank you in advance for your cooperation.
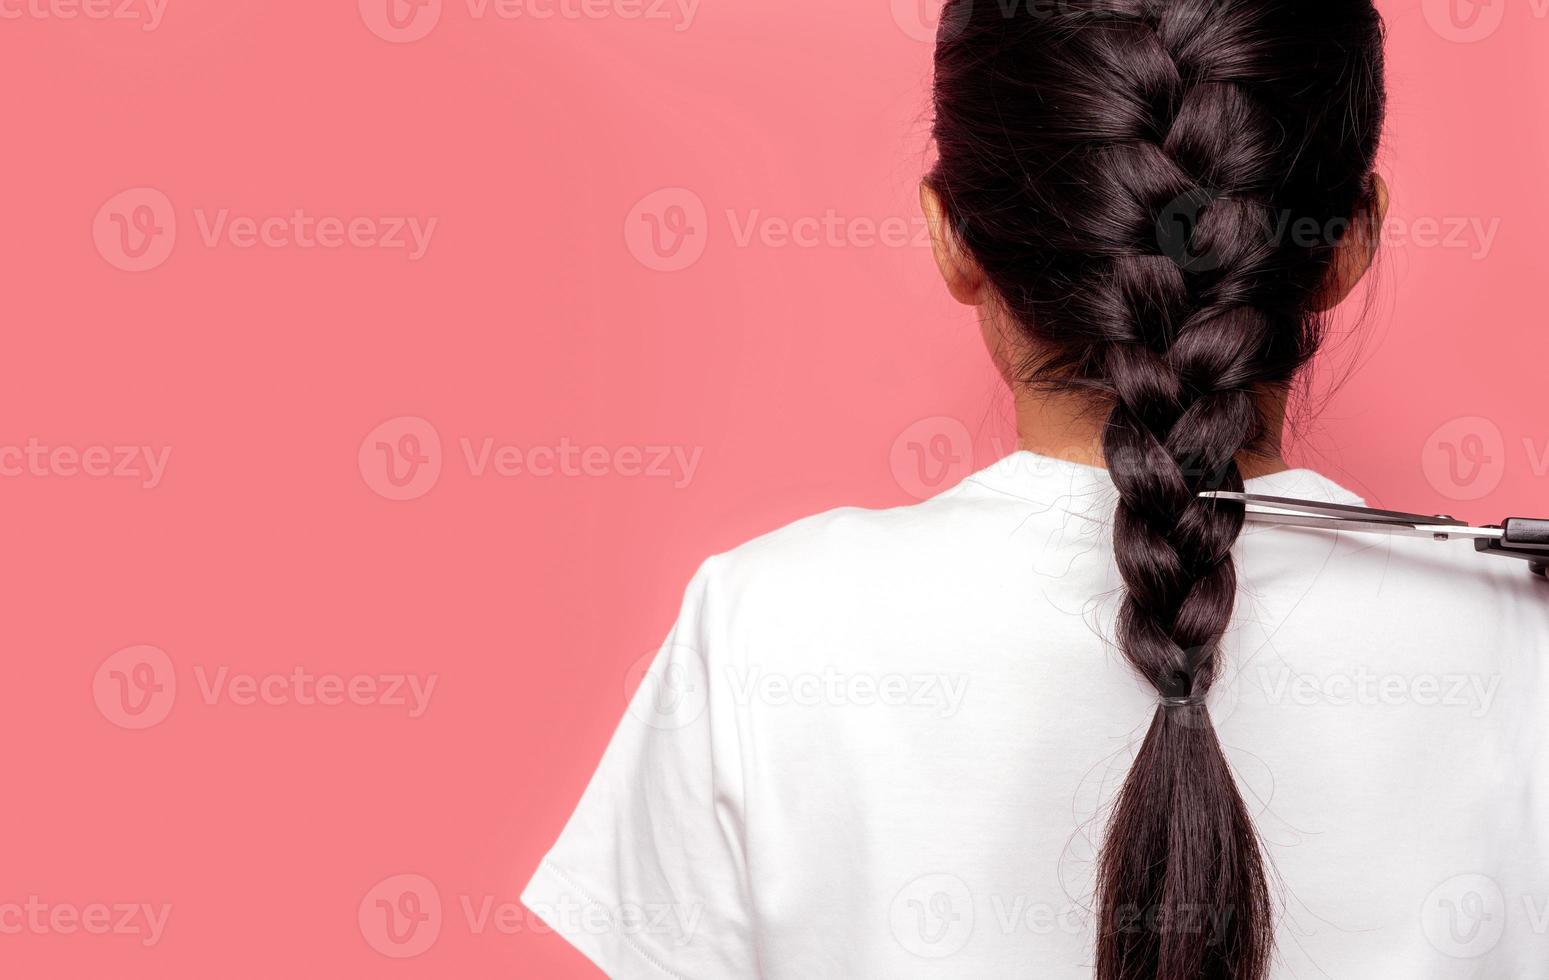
[1159,693,1207,710]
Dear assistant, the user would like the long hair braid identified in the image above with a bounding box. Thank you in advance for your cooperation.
[926,1,1387,978]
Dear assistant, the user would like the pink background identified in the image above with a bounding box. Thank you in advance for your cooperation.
[1,0,1544,975]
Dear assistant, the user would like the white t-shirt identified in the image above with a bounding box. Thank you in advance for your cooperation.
[523,451,1549,979]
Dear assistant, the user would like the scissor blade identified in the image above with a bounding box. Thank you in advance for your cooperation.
[1199,492,1505,542]
[1238,512,1503,539]
[1200,491,1471,527]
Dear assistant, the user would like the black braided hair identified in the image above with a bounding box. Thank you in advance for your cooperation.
[926,2,1386,978]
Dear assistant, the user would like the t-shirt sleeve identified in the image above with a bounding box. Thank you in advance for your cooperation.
[521,557,757,978]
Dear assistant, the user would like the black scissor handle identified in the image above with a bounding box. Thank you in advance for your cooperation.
[1475,518,1549,577]
[1505,518,1549,550]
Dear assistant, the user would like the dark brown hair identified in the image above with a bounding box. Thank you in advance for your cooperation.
[926,1,1386,977]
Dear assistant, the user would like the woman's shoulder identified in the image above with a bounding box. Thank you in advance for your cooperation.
[700,475,1019,593]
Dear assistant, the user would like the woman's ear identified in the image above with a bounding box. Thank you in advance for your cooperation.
[1316,173,1390,312]
[920,181,990,307]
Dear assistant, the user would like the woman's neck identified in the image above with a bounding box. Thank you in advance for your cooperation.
[1010,385,1292,480]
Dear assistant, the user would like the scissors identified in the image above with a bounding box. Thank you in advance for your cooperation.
[1198,492,1549,579]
